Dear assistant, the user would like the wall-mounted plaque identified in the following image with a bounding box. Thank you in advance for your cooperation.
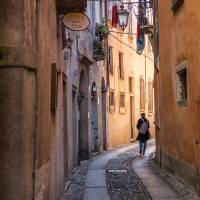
[62,13,90,31]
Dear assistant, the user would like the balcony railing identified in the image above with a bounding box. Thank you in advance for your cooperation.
[57,0,87,14]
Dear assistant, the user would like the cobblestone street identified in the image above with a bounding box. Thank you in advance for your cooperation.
[60,140,199,200]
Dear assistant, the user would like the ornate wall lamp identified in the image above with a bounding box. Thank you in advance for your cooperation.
[117,3,130,31]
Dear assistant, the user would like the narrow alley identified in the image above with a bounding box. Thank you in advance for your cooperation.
[1,0,200,200]
[61,140,198,200]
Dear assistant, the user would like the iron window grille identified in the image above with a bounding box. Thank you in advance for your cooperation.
[176,61,188,107]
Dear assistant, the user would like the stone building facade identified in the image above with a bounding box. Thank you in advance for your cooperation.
[154,0,200,191]
[106,3,155,149]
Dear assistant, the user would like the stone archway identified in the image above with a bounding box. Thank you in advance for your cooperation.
[78,69,89,161]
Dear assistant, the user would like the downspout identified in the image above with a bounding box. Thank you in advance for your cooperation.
[153,0,162,167]
[105,0,110,88]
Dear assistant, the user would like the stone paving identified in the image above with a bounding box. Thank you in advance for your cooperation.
[60,140,200,200]
[60,160,89,200]
[106,148,152,200]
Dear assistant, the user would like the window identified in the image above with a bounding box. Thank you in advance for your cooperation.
[119,93,125,108]
[140,77,145,111]
[119,52,124,80]
[108,46,113,74]
[176,61,188,107]
[148,81,153,113]
[109,90,115,106]
[171,0,184,12]
[129,77,134,93]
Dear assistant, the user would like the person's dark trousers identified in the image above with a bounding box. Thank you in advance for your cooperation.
[139,141,147,155]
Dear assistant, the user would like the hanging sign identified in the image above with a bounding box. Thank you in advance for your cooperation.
[62,13,90,31]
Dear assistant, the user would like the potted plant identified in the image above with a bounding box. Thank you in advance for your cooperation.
[93,40,106,61]
[95,23,109,40]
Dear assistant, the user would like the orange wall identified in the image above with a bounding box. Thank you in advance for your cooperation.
[156,0,200,187]
[107,31,154,149]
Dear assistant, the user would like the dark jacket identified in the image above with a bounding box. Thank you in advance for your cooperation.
[136,118,149,130]
[136,117,150,142]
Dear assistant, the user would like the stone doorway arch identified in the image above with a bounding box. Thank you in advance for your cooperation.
[78,69,89,161]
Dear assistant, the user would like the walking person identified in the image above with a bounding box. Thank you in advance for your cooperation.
[136,113,150,155]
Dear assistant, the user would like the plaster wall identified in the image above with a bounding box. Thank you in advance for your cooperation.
[107,32,154,149]
[156,0,200,189]
[0,1,36,199]
[0,0,68,199]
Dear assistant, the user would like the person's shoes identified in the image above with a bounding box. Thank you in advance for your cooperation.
[139,150,142,155]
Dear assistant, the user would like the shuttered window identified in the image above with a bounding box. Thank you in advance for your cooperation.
[108,46,113,74]
[148,81,153,113]
[109,90,115,106]
[119,52,124,80]
[120,93,125,108]
[129,77,134,93]
[140,77,145,111]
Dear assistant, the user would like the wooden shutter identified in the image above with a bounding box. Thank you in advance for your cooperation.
[109,90,115,106]
[120,93,125,108]
[148,82,153,113]
[119,52,124,80]
[109,46,113,74]
[140,77,145,111]
[129,77,134,93]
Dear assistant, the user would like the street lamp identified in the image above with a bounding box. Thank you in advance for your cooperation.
[117,3,130,31]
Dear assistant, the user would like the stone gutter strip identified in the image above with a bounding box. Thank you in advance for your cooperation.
[147,155,200,200]
[60,160,90,200]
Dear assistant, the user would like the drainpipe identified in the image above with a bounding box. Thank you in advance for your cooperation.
[105,0,110,88]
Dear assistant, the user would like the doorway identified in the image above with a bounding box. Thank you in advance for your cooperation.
[101,78,107,150]
[91,82,98,153]
[78,70,89,161]
[63,78,68,176]
[130,96,135,141]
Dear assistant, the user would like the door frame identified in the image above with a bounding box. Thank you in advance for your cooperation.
[130,95,135,142]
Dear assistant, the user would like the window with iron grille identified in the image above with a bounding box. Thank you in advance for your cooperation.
[148,81,153,113]
[176,61,188,107]
[120,93,125,108]
[119,52,124,80]
[129,77,134,93]
[108,46,113,74]
[109,90,115,106]
[140,77,145,111]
